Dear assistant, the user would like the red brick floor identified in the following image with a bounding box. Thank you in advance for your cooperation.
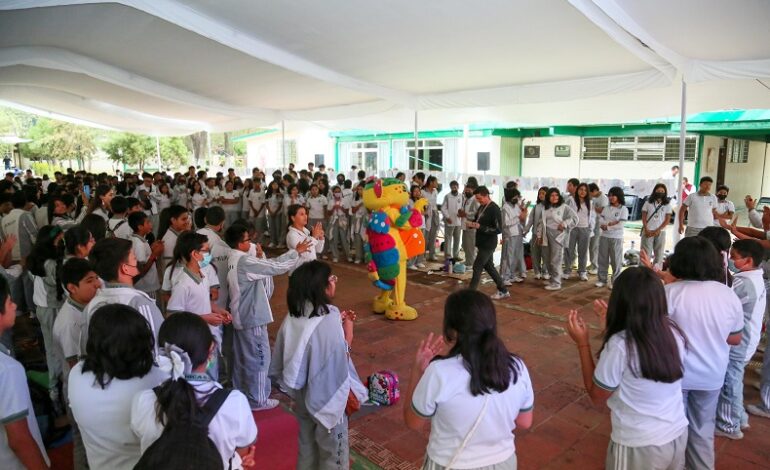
[266,259,770,469]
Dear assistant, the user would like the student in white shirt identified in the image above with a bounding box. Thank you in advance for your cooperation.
[204,178,221,208]
[567,267,688,470]
[679,176,717,237]
[640,183,672,269]
[131,313,257,470]
[282,184,305,242]
[404,289,533,469]
[107,195,132,240]
[441,181,463,261]
[421,176,440,261]
[286,205,325,272]
[305,183,328,234]
[219,180,241,229]
[248,180,267,244]
[458,181,480,266]
[716,240,767,438]
[0,276,50,470]
[664,237,743,469]
[565,183,594,281]
[596,187,628,288]
[153,183,173,214]
[588,183,608,274]
[196,207,231,311]
[713,184,735,227]
[349,183,368,264]
[326,186,351,262]
[158,205,192,273]
[266,181,284,248]
[128,212,164,298]
[69,304,169,470]
[500,188,528,284]
[542,188,577,291]
[165,232,232,380]
[83,184,114,222]
[189,180,208,213]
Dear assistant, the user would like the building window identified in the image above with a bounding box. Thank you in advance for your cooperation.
[407,140,443,171]
[582,136,697,161]
[727,139,749,163]
[314,154,324,166]
[349,142,379,172]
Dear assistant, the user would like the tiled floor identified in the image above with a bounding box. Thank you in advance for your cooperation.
[266,257,770,469]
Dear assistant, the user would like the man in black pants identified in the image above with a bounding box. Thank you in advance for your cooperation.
[468,186,510,299]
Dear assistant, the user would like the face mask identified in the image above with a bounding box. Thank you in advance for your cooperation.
[198,252,213,269]
[451,189,458,195]
[727,258,738,273]
[334,193,341,199]
[464,192,472,199]
[717,194,727,201]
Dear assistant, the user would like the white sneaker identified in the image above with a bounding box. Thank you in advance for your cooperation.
[747,404,770,418]
[503,280,513,287]
[332,258,339,263]
[520,273,527,279]
[268,242,276,248]
[595,281,606,288]
[252,398,280,411]
[417,263,427,268]
[534,274,542,280]
[579,273,589,281]
[562,273,572,280]
[588,268,598,275]
[408,264,419,271]
[544,284,562,291]
[714,428,743,440]
[513,276,525,283]
[490,291,510,300]
[543,273,551,280]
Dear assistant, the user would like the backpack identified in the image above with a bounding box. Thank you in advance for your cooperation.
[134,387,232,470]
[107,219,126,238]
[366,370,400,406]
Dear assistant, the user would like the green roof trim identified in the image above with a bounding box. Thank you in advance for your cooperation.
[231,129,278,142]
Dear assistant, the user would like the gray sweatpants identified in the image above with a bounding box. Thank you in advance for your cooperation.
[233,325,271,409]
[426,211,440,259]
[605,430,686,470]
[641,231,667,268]
[462,229,476,266]
[757,306,770,411]
[598,237,623,284]
[295,387,349,470]
[589,221,601,270]
[500,235,525,280]
[684,226,705,238]
[444,224,462,259]
[268,213,283,246]
[37,306,61,391]
[329,223,351,261]
[531,236,550,277]
[423,451,517,470]
[545,228,565,287]
[565,226,590,275]
[682,389,719,470]
[716,349,749,434]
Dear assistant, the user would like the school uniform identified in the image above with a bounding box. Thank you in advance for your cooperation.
[91,206,110,222]
[0,343,50,470]
[412,355,533,469]
[640,199,671,268]
[131,233,161,297]
[221,190,241,228]
[542,204,578,288]
[306,195,328,234]
[191,192,208,212]
[500,201,525,281]
[326,195,351,261]
[266,192,284,247]
[682,192,717,237]
[206,186,221,207]
[713,198,735,226]
[248,189,268,243]
[350,199,368,263]
[565,199,595,277]
[589,193,609,271]
[196,227,231,310]
[68,363,168,470]
[665,280,744,470]
[173,185,189,209]
[461,195,479,266]
[227,249,300,409]
[35,259,64,393]
[441,191,464,260]
[597,205,628,285]
[524,203,550,278]
[131,375,257,470]
[161,227,181,278]
[281,195,305,245]
[108,216,132,240]
[422,188,440,260]
[716,269,767,434]
[595,330,688,469]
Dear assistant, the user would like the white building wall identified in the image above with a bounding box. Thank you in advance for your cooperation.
[723,140,769,200]
[520,136,581,177]
[462,136,501,174]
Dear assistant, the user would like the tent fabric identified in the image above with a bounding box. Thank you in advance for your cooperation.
[0,0,769,135]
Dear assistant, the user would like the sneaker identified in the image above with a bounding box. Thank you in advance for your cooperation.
[354,260,362,264]
[268,242,276,248]
[454,257,464,263]
[513,276,525,283]
[545,284,562,291]
[595,281,606,288]
[562,273,573,280]
[252,398,280,411]
[534,273,542,280]
[417,263,427,268]
[490,290,510,300]
[747,404,770,418]
[503,280,513,287]
[588,268,598,275]
[408,264,419,271]
[741,422,750,431]
[579,273,589,281]
[520,273,527,279]
[332,258,339,263]
[714,428,743,440]
[543,273,551,280]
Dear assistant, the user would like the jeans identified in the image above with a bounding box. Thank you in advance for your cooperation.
[565,226,590,275]
[470,246,506,292]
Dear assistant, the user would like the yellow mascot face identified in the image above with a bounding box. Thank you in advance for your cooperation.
[363,178,409,210]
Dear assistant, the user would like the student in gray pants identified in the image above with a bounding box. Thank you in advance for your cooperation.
[525,187,551,279]
[596,187,628,287]
[588,183,607,274]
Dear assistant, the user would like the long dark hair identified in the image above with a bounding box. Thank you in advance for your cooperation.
[601,267,685,382]
[573,183,591,213]
[669,236,724,282]
[169,231,207,280]
[438,289,521,396]
[698,226,733,285]
[157,205,188,241]
[81,304,155,389]
[154,312,215,427]
[287,261,332,318]
[648,183,671,205]
[536,186,548,205]
[607,186,626,206]
[86,184,112,215]
[27,225,65,300]
[543,187,563,209]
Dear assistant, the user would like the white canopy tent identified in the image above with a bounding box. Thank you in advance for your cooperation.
[1,0,769,135]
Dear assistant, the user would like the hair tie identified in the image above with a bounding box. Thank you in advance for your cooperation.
[157,343,193,381]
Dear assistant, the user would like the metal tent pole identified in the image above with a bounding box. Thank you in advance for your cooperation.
[155,136,161,171]
[281,120,286,170]
[414,111,418,173]
[674,79,687,245]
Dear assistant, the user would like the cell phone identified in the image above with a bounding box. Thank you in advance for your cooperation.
[83,184,91,198]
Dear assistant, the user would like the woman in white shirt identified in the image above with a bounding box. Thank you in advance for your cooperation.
[564,183,594,281]
[190,180,208,213]
[154,183,173,213]
[68,304,169,470]
[596,187,629,289]
[567,267,688,470]
[286,204,325,272]
[640,183,671,270]
[131,312,257,470]
[220,180,241,229]
[404,289,533,469]
[266,181,284,248]
[542,188,577,291]
[421,176,440,261]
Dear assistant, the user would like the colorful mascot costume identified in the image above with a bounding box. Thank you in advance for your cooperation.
[363,177,427,320]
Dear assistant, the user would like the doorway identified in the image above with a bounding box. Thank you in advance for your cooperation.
[717,139,727,186]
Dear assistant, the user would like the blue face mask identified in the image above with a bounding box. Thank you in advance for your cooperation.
[198,252,213,269]
[727,258,738,273]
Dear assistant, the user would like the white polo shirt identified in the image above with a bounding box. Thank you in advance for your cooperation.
[665,280,744,390]
[599,205,628,239]
[306,195,328,220]
[0,345,50,470]
[248,190,266,218]
[593,330,688,447]
[131,234,160,294]
[682,192,717,229]
[166,267,220,340]
[732,269,767,361]
[52,298,87,380]
[641,200,671,232]
[412,355,533,468]
[713,199,736,226]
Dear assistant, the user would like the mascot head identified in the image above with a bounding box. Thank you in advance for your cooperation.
[363,177,409,210]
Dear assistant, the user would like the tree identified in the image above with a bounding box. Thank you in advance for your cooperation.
[103,133,156,173]
[158,137,190,171]
[186,131,208,167]
[22,118,97,171]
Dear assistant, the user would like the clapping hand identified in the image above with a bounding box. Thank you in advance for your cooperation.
[311,222,324,239]
[593,299,608,331]
[566,310,590,346]
[414,333,446,374]
[296,238,313,254]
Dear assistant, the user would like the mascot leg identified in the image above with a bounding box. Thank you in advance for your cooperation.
[372,290,392,314]
[385,259,418,321]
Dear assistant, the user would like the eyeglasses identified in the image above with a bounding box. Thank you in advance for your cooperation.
[328,275,338,283]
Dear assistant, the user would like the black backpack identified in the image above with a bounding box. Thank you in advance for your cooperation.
[134,387,232,470]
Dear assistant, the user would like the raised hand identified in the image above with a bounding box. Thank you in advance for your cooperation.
[414,333,446,373]
[593,299,608,330]
[311,222,324,239]
[566,310,590,346]
[295,238,313,254]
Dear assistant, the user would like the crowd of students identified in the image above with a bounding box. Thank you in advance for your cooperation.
[0,164,767,470]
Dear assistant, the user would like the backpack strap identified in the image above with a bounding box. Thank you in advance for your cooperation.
[199,388,232,427]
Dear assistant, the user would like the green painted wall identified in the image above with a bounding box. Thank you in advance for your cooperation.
[500,137,522,177]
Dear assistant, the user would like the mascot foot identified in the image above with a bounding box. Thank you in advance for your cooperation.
[372,295,393,314]
[385,304,418,321]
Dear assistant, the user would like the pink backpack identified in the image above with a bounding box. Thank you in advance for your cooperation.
[366,370,400,406]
